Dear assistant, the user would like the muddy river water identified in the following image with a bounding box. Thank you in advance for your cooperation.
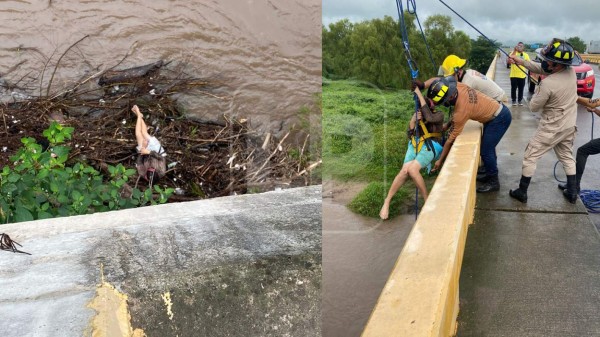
[322,181,415,337]
[0,2,412,336]
[0,0,321,134]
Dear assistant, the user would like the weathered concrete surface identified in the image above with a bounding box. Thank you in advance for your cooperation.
[457,56,600,336]
[0,185,321,337]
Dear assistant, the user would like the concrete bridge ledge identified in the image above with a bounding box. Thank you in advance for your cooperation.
[0,185,322,337]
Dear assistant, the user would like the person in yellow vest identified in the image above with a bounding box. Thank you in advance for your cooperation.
[508,42,530,106]
[379,87,444,220]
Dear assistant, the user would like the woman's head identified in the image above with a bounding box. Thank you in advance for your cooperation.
[136,151,167,185]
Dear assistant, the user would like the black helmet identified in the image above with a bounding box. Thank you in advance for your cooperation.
[427,76,457,106]
[539,38,581,66]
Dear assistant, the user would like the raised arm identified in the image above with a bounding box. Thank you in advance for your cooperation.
[414,87,444,124]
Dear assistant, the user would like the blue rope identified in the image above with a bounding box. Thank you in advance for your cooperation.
[395,0,420,218]
[579,190,600,213]
[554,107,600,213]
[580,111,600,212]
[437,0,528,78]
[394,0,438,218]
[408,0,437,71]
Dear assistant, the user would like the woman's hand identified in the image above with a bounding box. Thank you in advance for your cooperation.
[432,159,442,172]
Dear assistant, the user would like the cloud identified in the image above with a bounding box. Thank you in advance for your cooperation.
[323,0,599,48]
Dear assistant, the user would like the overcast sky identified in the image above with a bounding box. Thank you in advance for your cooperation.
[323,0,599,48]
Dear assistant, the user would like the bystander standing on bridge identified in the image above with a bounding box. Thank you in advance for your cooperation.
[508,42,530,106]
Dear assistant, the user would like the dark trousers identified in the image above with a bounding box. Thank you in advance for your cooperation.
[510,77,526,102]
[576,138,600,178]
[481,105,512,176]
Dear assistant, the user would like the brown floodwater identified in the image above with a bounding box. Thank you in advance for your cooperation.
[0,0,321,134]
[322,181,415,337]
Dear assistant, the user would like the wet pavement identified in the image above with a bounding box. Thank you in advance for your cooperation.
[457,57,600,336]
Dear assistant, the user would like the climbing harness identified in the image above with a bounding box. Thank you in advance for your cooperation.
[410,120,442,155]
[395,0,438,218]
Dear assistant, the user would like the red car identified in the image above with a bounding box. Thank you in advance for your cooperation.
[528,48,595,98]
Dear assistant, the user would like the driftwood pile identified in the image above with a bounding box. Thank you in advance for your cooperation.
[0,59,320,200]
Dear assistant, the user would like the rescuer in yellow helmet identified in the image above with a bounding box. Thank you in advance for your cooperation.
[413,54,505,103]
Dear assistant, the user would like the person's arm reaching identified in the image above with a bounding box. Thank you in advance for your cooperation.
[432,138,453,172]
[577,96,600,109]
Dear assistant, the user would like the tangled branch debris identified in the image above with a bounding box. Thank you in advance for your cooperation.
[0,57,320,200]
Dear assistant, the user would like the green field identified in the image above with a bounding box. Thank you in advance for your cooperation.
[322,79,441,218]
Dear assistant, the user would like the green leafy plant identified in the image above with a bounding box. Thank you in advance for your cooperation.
[0,121,174,224]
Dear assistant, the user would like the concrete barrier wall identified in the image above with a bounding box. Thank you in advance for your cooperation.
[362,54,500,336]
[0,185,321,337]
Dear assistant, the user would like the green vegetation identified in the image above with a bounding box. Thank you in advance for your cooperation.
[0,122,173,224]
[323,80,441,218]
[347,182,404,218]
[469,36,501,74]
[567,37,586,53]
[323,14,471,89]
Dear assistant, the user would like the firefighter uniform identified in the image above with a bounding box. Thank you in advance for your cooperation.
[520,60,577,177]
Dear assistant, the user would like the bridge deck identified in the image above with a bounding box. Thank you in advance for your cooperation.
[457,55,600,336]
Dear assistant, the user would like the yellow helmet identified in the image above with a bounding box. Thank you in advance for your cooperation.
[442,55,467,76]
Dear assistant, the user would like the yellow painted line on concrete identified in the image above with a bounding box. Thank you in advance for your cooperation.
[87,264,146,337]
[161,291,175,320]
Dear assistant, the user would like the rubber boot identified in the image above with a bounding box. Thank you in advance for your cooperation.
[509,176,531,203]
[558,174,581,194]
[477,174,499,193]
[562,175,578,204]
[476,173,491,183]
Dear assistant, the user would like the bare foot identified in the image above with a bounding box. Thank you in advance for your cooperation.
[379,203,389,220]
[131,105,142,117]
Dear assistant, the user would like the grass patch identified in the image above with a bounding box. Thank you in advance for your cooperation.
[323,80,443,218]
[347,181,409,219]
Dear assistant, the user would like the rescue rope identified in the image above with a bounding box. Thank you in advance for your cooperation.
[437,0,529,78]
[394,0,437,218]
[406,0,437,71]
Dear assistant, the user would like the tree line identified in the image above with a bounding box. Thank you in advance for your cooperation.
[509,37,586,54]
[322,13,501,89]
